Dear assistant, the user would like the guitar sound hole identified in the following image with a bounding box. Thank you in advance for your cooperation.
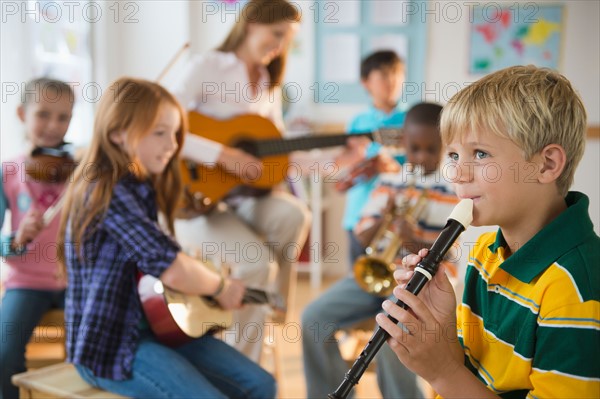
[235,139,259,157]
[185,160,199,181]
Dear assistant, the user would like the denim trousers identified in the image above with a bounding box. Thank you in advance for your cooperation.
[75,331,276,399]
[301,276,423,399]
[347,230,366,270]
[0,288,65,399]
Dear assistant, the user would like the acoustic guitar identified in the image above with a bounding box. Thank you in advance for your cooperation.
[179,112,403,212]
[138,274,285,347]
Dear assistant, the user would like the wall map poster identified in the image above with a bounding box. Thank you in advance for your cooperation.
[469,4,564,74]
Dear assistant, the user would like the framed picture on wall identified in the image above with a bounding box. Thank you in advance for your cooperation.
[469,4,564,74]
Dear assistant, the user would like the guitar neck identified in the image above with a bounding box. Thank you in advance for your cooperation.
[255,132,373,157]
[242,288,285,312]
[242,288,269,305]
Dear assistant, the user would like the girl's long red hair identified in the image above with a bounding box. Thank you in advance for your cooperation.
[58,77,187,267]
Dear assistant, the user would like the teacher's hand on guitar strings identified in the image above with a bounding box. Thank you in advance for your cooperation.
[335,136,371,169]
[213,277,246,311]
[346,135,371,155]
[217,146,263,182]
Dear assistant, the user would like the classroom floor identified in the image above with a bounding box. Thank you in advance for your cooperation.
[264,272,382,399]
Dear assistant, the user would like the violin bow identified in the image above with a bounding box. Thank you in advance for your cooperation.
[156,42,191,82]
[43,193,67,226]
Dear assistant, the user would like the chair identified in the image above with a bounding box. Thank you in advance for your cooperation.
[12,363,128,399]
[340,318,377,372]
[25,309,66,369]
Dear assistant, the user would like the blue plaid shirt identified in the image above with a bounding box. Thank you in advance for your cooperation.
[64,176,180,380]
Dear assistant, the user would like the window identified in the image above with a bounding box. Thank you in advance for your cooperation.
[27,0,94,146]
[315,0,427,105]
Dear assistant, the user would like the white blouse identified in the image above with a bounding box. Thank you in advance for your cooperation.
[171,50,285,164]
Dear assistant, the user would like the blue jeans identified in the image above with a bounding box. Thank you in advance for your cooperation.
[75,331,276,399]
[347,230,365,271]
[301,276,423,399]
[0,288,65,399]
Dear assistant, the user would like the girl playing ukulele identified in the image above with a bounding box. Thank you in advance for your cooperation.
[58,77,275,398]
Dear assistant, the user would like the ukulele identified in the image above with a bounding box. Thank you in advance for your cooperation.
[138,274,285,347]
[179,112,403,213]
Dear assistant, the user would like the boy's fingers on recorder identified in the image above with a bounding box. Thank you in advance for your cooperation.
[395,248,429,287]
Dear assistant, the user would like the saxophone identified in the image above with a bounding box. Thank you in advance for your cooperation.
[353,177,428,297]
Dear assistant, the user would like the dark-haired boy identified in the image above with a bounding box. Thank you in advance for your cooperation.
[336,50,407,266]
[303,102,459,398]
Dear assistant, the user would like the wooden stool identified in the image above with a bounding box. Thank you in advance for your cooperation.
[340,318,377,372]
[26,310,66,369]
[12,363,128,398]
[261,312,283,384]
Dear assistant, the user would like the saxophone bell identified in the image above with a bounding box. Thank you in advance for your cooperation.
[353,188,428,297]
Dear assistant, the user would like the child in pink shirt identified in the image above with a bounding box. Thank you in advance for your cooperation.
[1,78,74,398]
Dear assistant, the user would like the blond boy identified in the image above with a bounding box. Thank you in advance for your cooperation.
[378,65,599,397]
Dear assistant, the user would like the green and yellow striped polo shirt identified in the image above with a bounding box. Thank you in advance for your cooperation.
[457,192,599,398]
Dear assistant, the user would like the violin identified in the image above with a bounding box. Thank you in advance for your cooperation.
[335,157,380,192]
[25,142,78,183]
[335,154,402,192]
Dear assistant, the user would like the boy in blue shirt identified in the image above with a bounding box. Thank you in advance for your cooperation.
[336,50,407,265]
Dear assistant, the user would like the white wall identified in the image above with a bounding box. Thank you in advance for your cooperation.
[92,2,189,86]
[1,10,35,160]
